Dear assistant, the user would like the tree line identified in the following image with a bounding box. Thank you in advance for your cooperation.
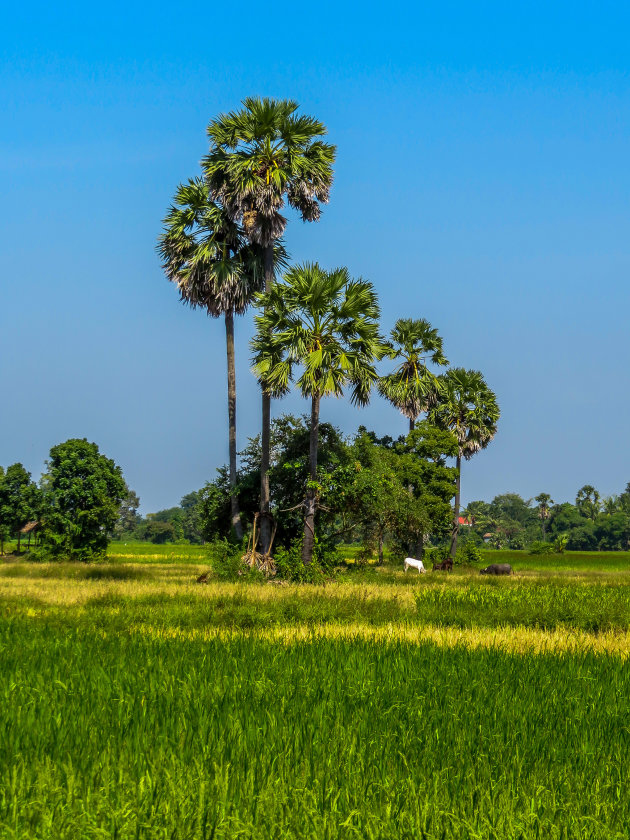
[460,485,630,552]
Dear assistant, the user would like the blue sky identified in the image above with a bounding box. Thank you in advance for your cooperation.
[1,1,629,512]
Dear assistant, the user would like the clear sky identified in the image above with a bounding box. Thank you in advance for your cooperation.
[1,1,629,512]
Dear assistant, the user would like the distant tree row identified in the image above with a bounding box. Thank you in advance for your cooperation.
[461,484,630,552]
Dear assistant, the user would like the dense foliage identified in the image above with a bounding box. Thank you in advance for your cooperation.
[39,439,127,560]
[462,483,630,551]
[0,463,39,552]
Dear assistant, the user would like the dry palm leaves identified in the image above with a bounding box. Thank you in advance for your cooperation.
[241,513,277,577]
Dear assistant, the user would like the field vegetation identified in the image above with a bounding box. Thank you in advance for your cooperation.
[2,549,630,839]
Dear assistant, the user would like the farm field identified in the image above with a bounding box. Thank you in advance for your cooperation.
[1,548,630,839]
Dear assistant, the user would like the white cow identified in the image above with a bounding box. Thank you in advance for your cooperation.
[403,557,426,574]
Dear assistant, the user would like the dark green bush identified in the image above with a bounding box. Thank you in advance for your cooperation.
[461,542,484,564]
[209,539,245,580]
[529,541,556,556]
[274,537,336,583]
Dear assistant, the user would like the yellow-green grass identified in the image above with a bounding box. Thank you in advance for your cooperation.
[2,555,630,838]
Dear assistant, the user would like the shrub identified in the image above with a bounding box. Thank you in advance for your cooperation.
[529,541,555,556]
[274,537,336,583]
[461,542,484,565]
[554,534,569,554]
[209,539,245,580]
[424,545,450,566]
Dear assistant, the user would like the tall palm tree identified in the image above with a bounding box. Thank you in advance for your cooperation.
[203,98,336,553]
[535,492,554,541]
[379,318,448,432]
[252,263,385,565]
[158,177,269,540]
[430,368,500,562]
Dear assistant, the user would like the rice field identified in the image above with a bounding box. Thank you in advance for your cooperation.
[1,548,629,838]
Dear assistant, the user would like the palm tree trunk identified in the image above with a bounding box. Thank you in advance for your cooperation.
[259,243,275,554]
[301,393,320,566]
[224,311,243,541]
[449,454,462,562]
[409,418,415,433]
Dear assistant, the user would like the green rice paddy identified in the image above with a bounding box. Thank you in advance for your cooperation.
[1,547,629,839]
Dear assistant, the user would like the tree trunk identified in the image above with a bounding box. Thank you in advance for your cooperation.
[541,518,547,541]
[378,532,384,565]
[17,531,21,554]
[301,394,320,566]
[449,454,462,562]
[224,311,243,541]
[415,532,423,561]
[409,417,415,433]
[259,243,275,555]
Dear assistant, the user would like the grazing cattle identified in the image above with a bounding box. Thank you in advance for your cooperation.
[404,557,426,574]
[432,558,453,572]
[480,563,513,575]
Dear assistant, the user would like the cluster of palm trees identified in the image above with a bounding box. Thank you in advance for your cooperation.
[158,97,500,566]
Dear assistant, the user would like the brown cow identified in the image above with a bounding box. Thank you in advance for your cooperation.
[432,558,453,572]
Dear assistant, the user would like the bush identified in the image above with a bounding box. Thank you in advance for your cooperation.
[424,546,450,566]
[274,537,336,583]
[529,541,556,556]
[554,534,569,554]
[461,542,484,565]
[209,539,246,580]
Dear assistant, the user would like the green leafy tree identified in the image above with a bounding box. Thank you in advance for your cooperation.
[601,495,621,516]
[204,98,336,554]
[595,512,630,550]
[112,485,141,540]
[158,178,281,539]
[575,485,601,521]
[378,318,448,432]
[347,433,410,563]
[40,439,126,560]
[252,263,385,565]
[135,518,176,544]
[392,424,458,558]
[0,464,39,554]
[430,368,500,562]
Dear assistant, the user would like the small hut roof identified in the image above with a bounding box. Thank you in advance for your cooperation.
[20,521,40,534]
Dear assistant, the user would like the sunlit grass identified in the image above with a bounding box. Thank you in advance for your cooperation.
[2,550,630,838]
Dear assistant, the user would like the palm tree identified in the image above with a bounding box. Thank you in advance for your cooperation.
[379,318,448,432]
[430,368,500,562]
[203,98,336,553]
[252,263,385,565]
[158,177,270,540]
[535,492,554,541]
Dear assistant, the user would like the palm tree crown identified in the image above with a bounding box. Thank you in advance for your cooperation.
[379,318,449,430]
[252,263,385,405]
[157,177,264,315]
[203,97,336,249]
[431,368,500,459]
